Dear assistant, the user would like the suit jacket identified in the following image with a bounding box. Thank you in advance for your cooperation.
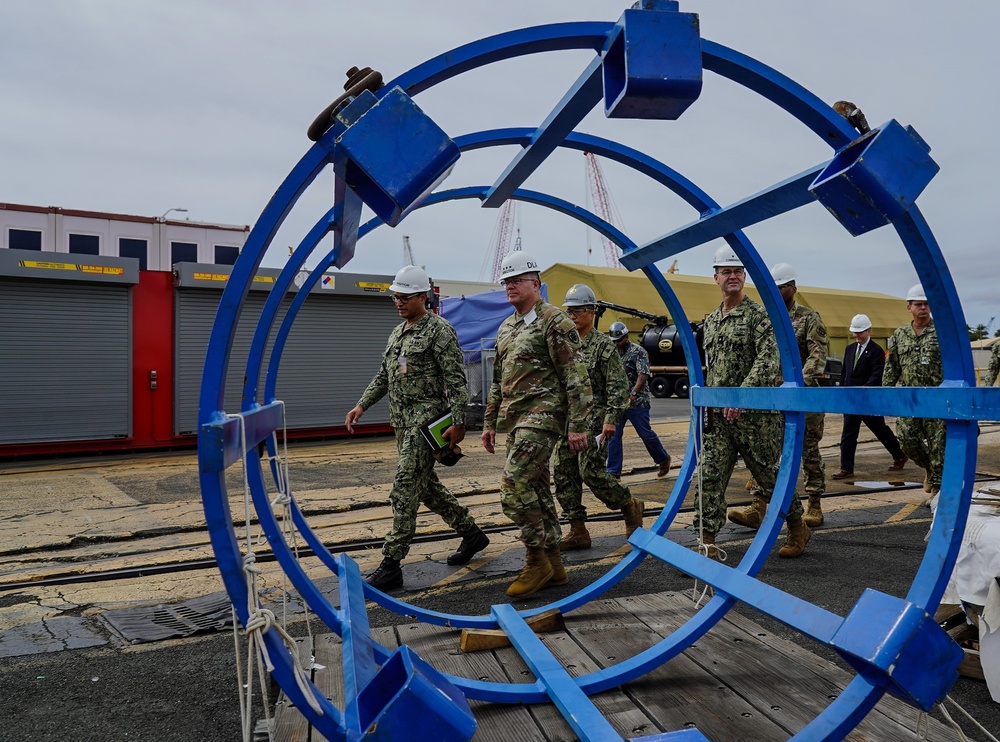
[841,340,885,388]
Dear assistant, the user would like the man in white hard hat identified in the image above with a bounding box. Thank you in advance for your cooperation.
[346,265,489,590]
[831,313,907,481]
[883,284,944,495]
[482,251,593,598]
[695,246,810,558]
[756,263,829,527]
[553,284,645,551]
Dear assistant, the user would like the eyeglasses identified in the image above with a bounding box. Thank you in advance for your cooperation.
[391,293,420,304]
[716,268,745,277]
[501,276,535,287]
[566,306,594,316]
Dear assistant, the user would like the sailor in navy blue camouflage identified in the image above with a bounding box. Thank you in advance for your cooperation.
[482,252,593,598]
[552,285,644,551]
[694,247,810,559]
[883,284,944,494]
[346,266,489,590]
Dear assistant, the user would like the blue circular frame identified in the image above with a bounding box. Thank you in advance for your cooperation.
[198,20,984,740]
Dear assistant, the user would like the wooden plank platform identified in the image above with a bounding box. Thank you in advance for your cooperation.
[263,590,956,741]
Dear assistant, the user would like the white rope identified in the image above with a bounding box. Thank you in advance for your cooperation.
[265,401,317,662]
[229,411,324,742]
[943,693,999,742]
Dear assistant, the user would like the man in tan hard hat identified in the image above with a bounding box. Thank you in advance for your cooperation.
[694,246,810,559]
[831,313,907,481]
[482,251,593,598]
[883,284,944,495]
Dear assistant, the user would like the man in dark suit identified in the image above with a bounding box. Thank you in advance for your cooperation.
[832,314,908,479]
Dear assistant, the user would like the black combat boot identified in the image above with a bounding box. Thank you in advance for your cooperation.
[366,557,403,590]
[447,527,490,565]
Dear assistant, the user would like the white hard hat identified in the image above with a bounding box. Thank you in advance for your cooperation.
[906,284,927,302]
[770,262,798,286]
[499,250,541,282]
[390,265,430,294]
[849,313,872,332]
[712,245,743,268]
[562,283,597,307]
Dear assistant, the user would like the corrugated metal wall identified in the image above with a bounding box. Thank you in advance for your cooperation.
[174,289,399,435]
[0,279,131,443]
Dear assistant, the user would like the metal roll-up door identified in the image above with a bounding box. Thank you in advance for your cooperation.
[0,278,131,443]
[174,289,399,435]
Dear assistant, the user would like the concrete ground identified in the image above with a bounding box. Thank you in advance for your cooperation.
[1,403,998,740]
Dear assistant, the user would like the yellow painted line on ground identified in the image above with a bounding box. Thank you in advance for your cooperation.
[886,500,924,523]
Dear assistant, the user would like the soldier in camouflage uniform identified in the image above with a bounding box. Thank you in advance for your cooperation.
[553,284,644,551]
[883,284,944,494]
[346,266,489,590]
[695,247,810,559]
[987,342,1000,387]
[482,252,593,598]
[749,264,829,526]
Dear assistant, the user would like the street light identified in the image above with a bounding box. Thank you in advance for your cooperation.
[159,208,188,220]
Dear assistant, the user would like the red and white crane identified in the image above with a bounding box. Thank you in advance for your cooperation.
[480,199,520,283]
[584,151,624,269]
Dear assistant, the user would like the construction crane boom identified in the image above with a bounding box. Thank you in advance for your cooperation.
[480,200,519,283]
[584,152,623,269]
[402,235,416,266]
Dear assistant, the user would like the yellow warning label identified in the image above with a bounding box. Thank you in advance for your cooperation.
[356,281,390,293]
[252,275,275,284]
[193,272,229,282]
[18,260,77,271]
[80,265,125,276]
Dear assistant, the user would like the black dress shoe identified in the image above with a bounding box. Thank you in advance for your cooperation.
[447,527,490,565]
[831,469,853,480]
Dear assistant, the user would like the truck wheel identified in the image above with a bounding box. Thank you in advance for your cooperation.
[650,376,670,398]
[674,376,690,399]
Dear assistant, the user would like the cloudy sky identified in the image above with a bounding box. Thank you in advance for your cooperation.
[3,1,998,329]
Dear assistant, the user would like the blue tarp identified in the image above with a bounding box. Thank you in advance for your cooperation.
[439,284,548,361]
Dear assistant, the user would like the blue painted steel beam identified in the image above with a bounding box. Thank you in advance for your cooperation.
[629,529,961,711]
[482,56,604,208]
[198,402,285,473]
[492,604,624,742]
[336,554,379,734]
[691,384,996,420]
[619,165,824,270]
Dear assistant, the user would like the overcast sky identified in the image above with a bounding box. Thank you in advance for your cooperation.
[3,1,998,329]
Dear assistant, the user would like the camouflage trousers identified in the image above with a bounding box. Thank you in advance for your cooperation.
[693,411,803,535]
[553,434,632,522]
[500,426,561,549]
[750,412,825,496]
[895,416,945,488]
[383,426,476,561]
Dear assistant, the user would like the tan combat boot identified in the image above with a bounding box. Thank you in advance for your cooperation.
[506,547,554,597]
[622,497,645,538]
[803,495,824,528]
[559,520,592,551]
[778,517,811,558]
[544,546,569,587]
[728,496,766,529]
[700,531,719,561]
